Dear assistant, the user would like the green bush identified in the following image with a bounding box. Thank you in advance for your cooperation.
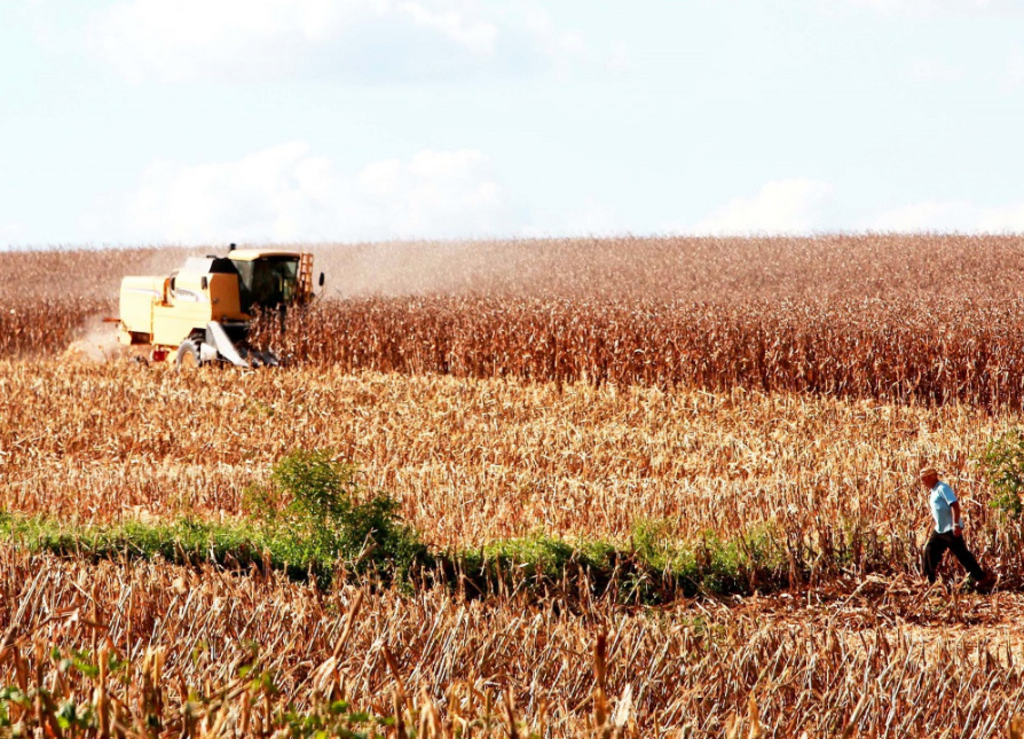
[479,535,577,579]
[245,449,427,579]
[630,517,692,571]
[982,428,1024,519]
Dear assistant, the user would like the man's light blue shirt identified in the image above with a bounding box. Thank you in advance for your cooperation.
[929,481,958,534]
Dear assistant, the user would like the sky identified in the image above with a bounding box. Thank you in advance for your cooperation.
[4,0,1024,248]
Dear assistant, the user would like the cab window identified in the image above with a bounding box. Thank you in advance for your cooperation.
[233,257,299,313]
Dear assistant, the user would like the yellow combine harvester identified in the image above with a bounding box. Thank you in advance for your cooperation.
[116,245,323,368]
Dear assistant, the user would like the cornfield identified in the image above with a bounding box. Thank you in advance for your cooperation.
[7,235,1024,407]
[4,236,1024,735]
[246,294,1024,408]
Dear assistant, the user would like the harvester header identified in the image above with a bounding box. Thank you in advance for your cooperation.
[116,245,322,368]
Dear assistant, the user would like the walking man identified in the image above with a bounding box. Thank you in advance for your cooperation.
[919,467,991,589]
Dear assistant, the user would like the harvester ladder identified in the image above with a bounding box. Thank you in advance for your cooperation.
[297,253,314,304]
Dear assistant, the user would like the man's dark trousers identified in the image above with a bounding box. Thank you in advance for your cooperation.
[923,531,984,583]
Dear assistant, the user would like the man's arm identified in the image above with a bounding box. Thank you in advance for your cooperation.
[950,500,964,536]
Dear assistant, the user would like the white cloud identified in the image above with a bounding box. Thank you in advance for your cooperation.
[607,41,631,73]
[1004,47,1024,90]
[521,197,622,238]
[680,179,836,236]
[871,199,1024,232]
[870,201,979,231]
[982,203,1024,231]
[561,198,620,236]
[906,56,965,83]
[83,0,582,83]
[80,142,510,243]
[836,0,1013,14]
[514,7,587,79]
[401,2,496,55]
[0,221,25,247]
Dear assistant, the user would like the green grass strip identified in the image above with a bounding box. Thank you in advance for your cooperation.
[0,510,868,603]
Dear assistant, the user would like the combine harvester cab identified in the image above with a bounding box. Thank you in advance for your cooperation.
[116,246,322,369]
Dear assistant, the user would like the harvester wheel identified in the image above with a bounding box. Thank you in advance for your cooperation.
[175,339,202,370]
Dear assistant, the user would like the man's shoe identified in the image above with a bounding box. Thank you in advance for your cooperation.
[975,572,997,592]
[964,572,996,593]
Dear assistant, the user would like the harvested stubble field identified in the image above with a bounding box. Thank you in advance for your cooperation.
[0,551,1023,737]
[5,236,1024,735]
[0,361,1020,573]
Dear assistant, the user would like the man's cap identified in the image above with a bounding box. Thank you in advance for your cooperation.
[919,466,938,478]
